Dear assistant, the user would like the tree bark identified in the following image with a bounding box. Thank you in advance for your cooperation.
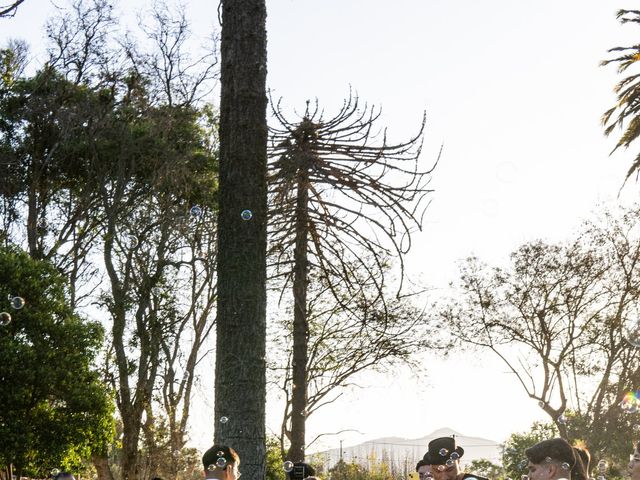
[288,168,310,462]
[215,0,268,479]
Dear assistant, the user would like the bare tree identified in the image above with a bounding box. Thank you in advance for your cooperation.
[439,204,640,458]
[268,94,436,461]
[0,0,26,18]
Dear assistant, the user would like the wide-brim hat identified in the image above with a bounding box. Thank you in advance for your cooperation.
[423,437,465,465]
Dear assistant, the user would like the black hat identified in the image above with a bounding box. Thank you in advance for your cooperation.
[423,437,465,465]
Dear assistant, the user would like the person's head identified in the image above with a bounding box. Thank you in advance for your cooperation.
[525,438,581,480]
[54,473,75,480]
[416,459,432,480]
[287,462,315,480]
[572,446,590,480]
[423,437,464,480]
[202,445,240,480]
[628,440,640,480]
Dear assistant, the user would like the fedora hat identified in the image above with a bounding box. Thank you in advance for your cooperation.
[423,437,465,465]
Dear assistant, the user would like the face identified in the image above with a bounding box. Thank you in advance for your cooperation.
[527,461,554,480]
[431,461,460,480]
[418,465,432,480]
[628,452,640,480]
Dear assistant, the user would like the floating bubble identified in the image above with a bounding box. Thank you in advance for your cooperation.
[518,461,528,470]
[434,466,446,472]
[0,312,11,326]
[220,416,228,424]
[521,476,529,480]
[597,476,605,480]
[538,401,544,407]
[450,452,460,460]
[598,460,608,472]
[439,448,448,456]
[128,235,139,248]
[620,392,640,414]
[545,457,553,464]
[51,469,60,477]
[558,415,567,425]
[207,464,216,472]
[217,451,225,457]
[446,459,454,467]
[190,205,203,218]
[216,457,227,468]
[10,296,25,310]
[634,424,640,432]
[283,461,294,473]
[241,209,253,221]
[561,462,570,470]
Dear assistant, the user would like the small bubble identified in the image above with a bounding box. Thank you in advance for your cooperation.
[217,451,225,457]
[51,469,60,477]
[634,424,640,432]
[446,459,454,467]
[283,461,294,473]
[561,463,570,470]
[545,457,553,464]
[598,460,608,472]
[521,476,529,480]
[220,416,228,424]
[439,448,448,456]
[128,235,139,248]
[241,209,253,221]
[538,401,544,407]
[10,297,25,310]
[558,415,567,425]
[190,205,203,218]
[207,464,216,472]
[216,457,227,468]
[0,312,11,326]
[450,452,460,460]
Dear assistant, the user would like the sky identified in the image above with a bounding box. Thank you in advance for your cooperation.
[3,0,640,459]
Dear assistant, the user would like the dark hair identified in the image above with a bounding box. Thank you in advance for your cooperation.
[288,462,316,480]
[572,446,590,480]
[525,438,585,480]
[54,473,75,480]
[416,459,429,472]
[202,445,240,472]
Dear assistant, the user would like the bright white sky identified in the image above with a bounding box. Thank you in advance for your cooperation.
[3,0,640,458]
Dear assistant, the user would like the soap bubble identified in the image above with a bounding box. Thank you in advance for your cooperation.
[439,448,448,456]
[217,451,225,457]
[10,296,25,310]
[446,459,454,467]
[634,424,640,432]
[128,235,139,248]
[241,209,253,221]
[620,392,640,414]
[216,457,227,468]
[283,461,294,472]
[450,452,460,460]
[190,205,203,218]
[207,465,216,472]
[0,312,11,326]
[598,460,608,472]
[220,416,228,424]
[538,401,544,407]
[51,469,60,477]
[558,415,567,425]
[561,463,570,470]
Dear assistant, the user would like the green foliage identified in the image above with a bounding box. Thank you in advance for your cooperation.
[0,245,115,474]
[466,458,504,479]
[502,422,558,480]
[266,436,286,480]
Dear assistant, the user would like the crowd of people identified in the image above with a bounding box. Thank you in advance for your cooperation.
[197,435,640,480]
[50,435,640,480]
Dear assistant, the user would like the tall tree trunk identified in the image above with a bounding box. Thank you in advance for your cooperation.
[215,0,268,479]
[288,171,309,462]
[92,453,115,480]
